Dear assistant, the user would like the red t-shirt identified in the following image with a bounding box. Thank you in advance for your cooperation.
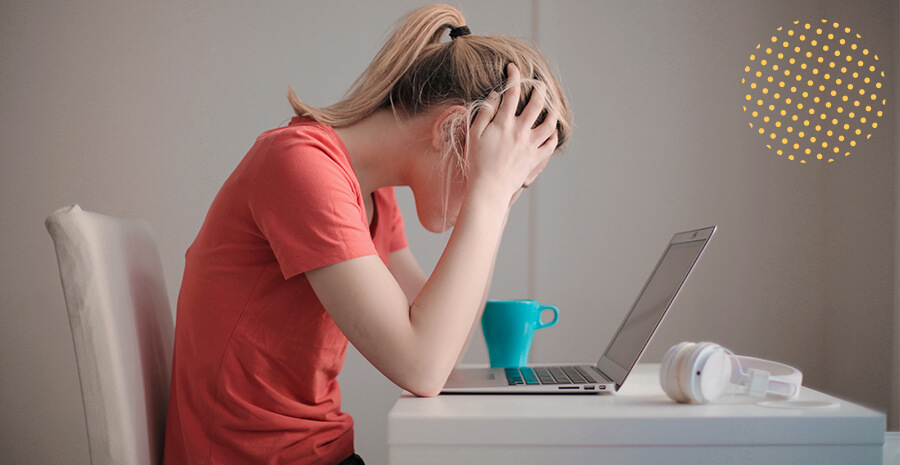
[164,117,408,465]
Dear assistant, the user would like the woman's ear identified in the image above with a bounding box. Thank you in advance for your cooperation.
[431,105,468,152]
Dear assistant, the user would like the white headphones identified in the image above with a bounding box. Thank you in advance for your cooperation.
[659,342,803,404]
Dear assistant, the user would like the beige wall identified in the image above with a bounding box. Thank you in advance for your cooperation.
[0,1,895,464]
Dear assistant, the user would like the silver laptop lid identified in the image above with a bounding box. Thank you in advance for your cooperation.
[595,226,715,390]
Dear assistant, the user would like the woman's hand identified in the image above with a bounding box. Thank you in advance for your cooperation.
[466,63,559,205]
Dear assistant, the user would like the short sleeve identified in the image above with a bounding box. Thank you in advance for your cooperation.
[249,131,377,279]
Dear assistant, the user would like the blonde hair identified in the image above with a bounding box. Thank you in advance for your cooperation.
[289,4,571,144]
[288,4,572,222]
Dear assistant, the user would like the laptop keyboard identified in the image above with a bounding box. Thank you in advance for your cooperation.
[504,366,598,385]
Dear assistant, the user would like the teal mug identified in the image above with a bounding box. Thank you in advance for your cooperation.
[482,299,559,368]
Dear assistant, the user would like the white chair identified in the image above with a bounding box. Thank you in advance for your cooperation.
[45,204,174,465]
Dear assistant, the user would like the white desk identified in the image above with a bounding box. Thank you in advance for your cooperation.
[388,364,886,465]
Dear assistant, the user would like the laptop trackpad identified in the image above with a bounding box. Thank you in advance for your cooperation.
[445,367,501,388]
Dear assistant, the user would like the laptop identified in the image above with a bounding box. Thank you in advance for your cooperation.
[441,226,716,394]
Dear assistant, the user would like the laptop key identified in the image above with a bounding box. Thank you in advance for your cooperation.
[532,367,557,384]
[548,367,574,384]
[575,366,597,383]
[520,367,540,385]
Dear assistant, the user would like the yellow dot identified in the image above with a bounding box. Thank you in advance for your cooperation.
[839,135,845,141]
[863,49,869,55]
[876,82,882,89]
[791,86,797,92]
[822,141,828,148]
[816,28,822,34]
[849,112,855,118]
[878,111,883,117]
[828,33,834,39]
[745,94,752,100]
[834,49,840,56]
[759,128,765,134]
[823,45,830,51]
[873,122,878,129]
[855,129,862,135]
[757,99,764,105]
[799,131,805,138]
[761,59,768,65]
[797,103,804,109]
[845,27,852,33]
[827,130,833,136]
[771,36,778,42]
[794,46,801,53]
[756,71,762,77]
[859,61,865,67]
[766,48,773,54]
[782,138,788,144]
[762,88,769,94]
[763,115,770,122]
[787,126,794,132]
[850,140,856,146]
[788,30,795,36]
[837,107,843,113]
[834,147,840,153]
[784,69,790,76]
[817,154,823,160]
[851,42,857,49]
[792,114,799,121]
[777,149,784,155]
[810,136,817,143]
[752,111,758,117]
[869,65,875,72]
[847,83,854,90]
[789,155,795,160]
[804,23,811,29]
[793,143,800,149]
[805,148,812,154]
[780,109,787,116]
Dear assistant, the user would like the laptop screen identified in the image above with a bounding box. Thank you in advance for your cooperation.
[596,227,714,388]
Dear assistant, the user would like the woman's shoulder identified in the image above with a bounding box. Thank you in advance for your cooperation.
[255,117,349,166]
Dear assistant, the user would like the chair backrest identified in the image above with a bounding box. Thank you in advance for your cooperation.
[45,205,174,465]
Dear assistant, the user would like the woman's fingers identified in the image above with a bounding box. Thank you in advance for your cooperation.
[471,92,500,137]
[534,109,559,147]
[518,81,547,129]
[496,63,522,121]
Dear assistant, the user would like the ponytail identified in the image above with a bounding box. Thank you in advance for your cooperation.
[289,3,571,151]
[288,5,465,127]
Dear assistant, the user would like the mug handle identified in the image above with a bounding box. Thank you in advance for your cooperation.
[536,305,559,329]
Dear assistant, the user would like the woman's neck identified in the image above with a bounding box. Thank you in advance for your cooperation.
[333,108,435,197]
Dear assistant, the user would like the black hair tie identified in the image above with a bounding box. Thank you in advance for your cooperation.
[449,25,471,39]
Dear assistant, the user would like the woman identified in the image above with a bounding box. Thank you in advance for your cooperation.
[164,4,572,465]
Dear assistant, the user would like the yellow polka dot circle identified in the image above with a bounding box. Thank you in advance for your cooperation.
[742,20,887,163]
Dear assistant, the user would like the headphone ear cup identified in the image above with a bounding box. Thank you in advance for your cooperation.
[660,342,695,403]
[690,344,732,403]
